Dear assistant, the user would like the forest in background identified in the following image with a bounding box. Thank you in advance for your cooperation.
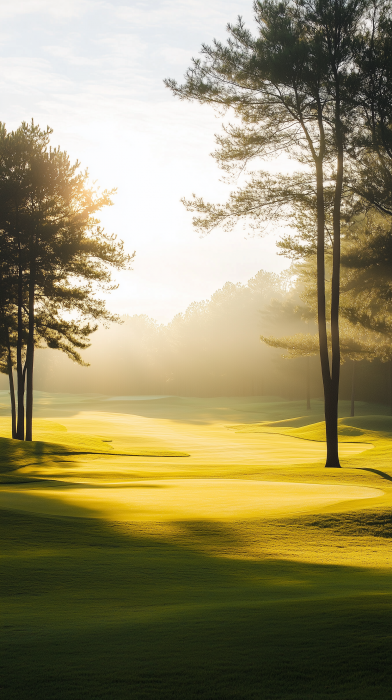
[0,268,388,406]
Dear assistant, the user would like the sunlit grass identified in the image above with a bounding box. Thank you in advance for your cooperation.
[1,396,392,698]
[0,478,383,523]
[0,416,189,482]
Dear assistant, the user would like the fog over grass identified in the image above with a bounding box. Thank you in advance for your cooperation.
[2,269,312,398]
[0,268,386,406]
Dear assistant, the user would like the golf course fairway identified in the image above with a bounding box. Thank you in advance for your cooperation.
[0,480,383,520]
[1,393,392,699]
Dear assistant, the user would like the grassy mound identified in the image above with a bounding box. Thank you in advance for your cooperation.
[0,417,189,484]
[231,416,390,442]
[1,396,392,699]
[342,415,392,433]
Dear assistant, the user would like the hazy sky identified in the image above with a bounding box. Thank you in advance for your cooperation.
[0,0,290,321]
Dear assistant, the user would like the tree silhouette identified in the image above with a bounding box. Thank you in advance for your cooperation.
[166,0,390,467]
[0,121,134,440]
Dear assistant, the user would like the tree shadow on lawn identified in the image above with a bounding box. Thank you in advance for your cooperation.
[358,467,392,482]
[2,506,392,700]
[0,435,188,489]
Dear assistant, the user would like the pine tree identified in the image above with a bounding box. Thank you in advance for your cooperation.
[0,121,134,440]
[166,0,388,467]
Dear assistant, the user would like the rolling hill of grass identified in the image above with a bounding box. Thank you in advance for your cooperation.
[1,395,392,699]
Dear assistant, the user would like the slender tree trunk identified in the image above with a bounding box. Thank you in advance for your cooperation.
[16,255,25,441]
[326,95,343,468]
[25,261,35,441]
[306,357,311,410]
[0,273,16,438]
[315,154,340,467]
[7,351,17,438]
[350,361,355,418]
[5,322,17,439]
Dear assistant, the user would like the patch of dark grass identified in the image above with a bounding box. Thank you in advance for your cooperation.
[3,597,392,700]
[1,509,392,699]
[299,509,392,538]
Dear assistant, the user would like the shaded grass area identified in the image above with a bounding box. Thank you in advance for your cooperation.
[2,508,392,700]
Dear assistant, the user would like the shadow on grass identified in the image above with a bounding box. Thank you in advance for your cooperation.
[1,504,392,700]
[357,467,392,482]
[0,436,189,486]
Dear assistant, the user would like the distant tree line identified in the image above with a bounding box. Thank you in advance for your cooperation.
[16,267,392,410]
[30,269,300,398]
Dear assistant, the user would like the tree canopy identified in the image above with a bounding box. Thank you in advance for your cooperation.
[0,121,134,440]
[166,0,392,467]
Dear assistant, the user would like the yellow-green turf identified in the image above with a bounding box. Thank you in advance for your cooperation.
[1,395,392,699]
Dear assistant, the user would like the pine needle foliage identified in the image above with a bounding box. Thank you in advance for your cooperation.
[0,121,134,441]
[166,0,392,467]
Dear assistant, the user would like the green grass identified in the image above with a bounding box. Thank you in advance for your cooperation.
[0,416,189,486]
[2,508,392,699]
[1,396,392,699]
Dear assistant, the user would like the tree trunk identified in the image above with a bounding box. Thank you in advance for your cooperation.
[323,85,343,469]
[16,255,25,441]
[25,261,35,442]
[7,352,17,439]
[5,328,16,439]
[327,142,343,467]
[315,151,341,468]
[0,273,16,438]
[306,357,311,410]
[350,361,355,418]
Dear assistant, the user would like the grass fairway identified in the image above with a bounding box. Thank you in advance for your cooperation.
[1,394,392,699]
